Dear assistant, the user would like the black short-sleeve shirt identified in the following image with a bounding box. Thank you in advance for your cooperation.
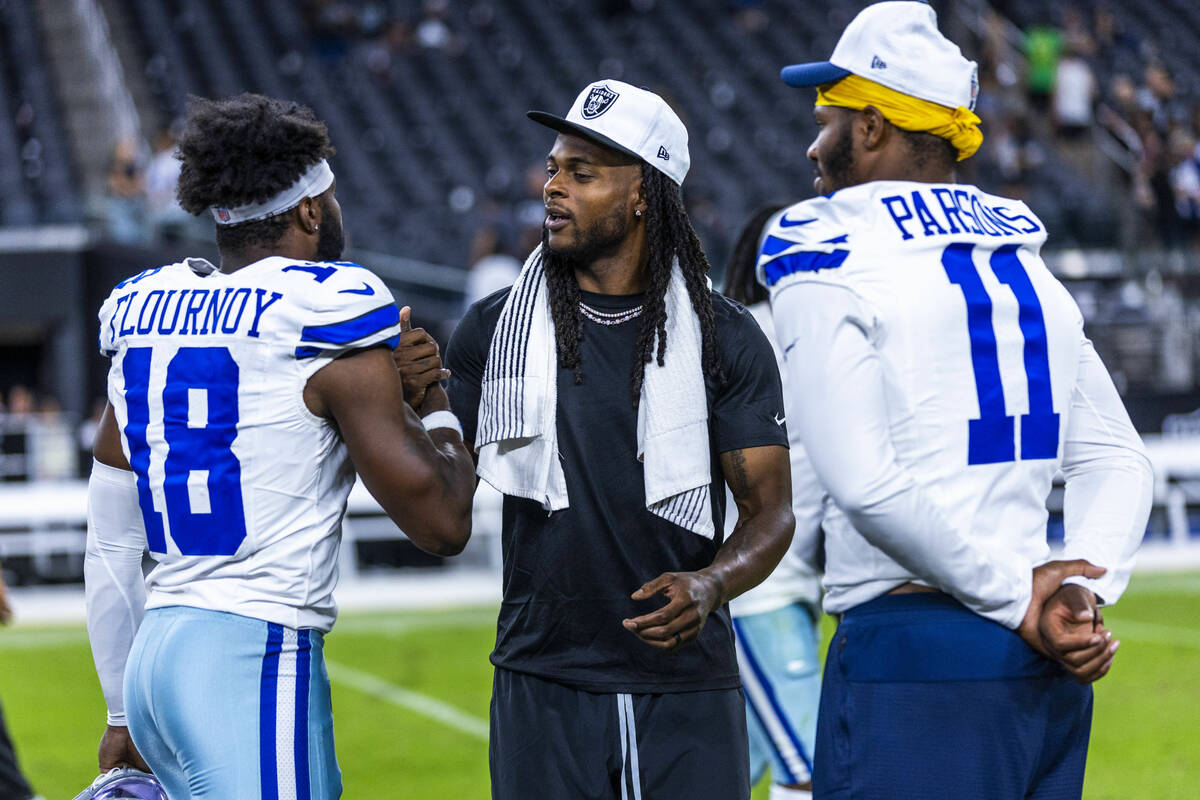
[446,287,787,693]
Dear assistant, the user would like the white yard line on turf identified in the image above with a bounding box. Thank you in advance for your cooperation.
[326,659,490,741]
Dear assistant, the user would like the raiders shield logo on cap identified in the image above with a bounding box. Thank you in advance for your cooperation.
[581,84,619,119]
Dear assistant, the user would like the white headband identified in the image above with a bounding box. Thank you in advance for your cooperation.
[210,159,334,226]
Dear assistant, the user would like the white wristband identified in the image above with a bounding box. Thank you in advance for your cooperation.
[421,410,462,438]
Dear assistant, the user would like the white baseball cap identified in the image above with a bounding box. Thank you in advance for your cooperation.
[780,1,979,111]
[528,80,690,185]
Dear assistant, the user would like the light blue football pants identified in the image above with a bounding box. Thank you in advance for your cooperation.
[733,602,821,788]
[124,606,341,799]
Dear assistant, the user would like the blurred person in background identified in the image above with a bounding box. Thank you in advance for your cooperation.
[99,139,149,245]
[143,122,190,242]
[462,225,521,314]
[724,204,827,800]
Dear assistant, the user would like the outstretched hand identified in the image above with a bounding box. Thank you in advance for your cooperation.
[98,724,151,773]
[392,306,451,411]
[1038,583,1119,684]
[621,571,723,652]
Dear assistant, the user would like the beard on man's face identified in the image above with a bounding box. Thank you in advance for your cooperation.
[820,125,856,194]
[542,200,631,267]
[315,204,345,262]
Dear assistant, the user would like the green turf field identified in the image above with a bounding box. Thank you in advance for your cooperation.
[2,573,1198,798]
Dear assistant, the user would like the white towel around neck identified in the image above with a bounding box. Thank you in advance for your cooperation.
[475,245,715,539]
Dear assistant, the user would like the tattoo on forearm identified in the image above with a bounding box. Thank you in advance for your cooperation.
[727,449,750,497]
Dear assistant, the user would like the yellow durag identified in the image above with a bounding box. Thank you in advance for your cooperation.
[816,74,983,161]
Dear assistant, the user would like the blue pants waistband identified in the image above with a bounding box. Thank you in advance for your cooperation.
[836,592,1062,682]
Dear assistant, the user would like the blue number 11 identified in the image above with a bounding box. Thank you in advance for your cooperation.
[941,242,1059,465]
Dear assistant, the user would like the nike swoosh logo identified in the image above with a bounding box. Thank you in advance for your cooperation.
[339,282,375,296]
[778,215,818,228]
[774,414,786,426]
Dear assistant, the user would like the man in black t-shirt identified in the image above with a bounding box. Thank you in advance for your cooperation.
[401,80,794,800]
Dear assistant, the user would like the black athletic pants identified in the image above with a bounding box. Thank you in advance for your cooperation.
[490,667,750,800]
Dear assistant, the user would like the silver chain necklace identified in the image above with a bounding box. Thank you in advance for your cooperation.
[578,301,643,326]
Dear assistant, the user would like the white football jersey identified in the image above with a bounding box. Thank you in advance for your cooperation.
[99,257,403,632]
[760,181,1150,625]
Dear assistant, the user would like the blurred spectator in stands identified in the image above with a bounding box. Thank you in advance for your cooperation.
[35,395,61,419]
[514,161,551,254]
[1107,73,1140,121]
[362,18,413,80]
[144,122,189,243]
[1053,41,1097,139]
[78,397,107,476]
[1024,21,1062,114]
[463,226,521,313]
[1091,4,1139,64]
[99,139,149,245]
[1129,108,1178,247]
[0,386,34,483]
[1169,127,1200,244]
[1095,75,1152,251]
[1053,40,1098,177]
[416,0,461,54]
[730,0,769,34]
[683,183,732,285]
[1139,64,1178,134]
[990,116,1043,199]
[6,386,34,417]
[306,0,357,63]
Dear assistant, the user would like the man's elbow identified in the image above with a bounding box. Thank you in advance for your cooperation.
[827,483,878,519]
[407,512,473,557]
[775,507,797,547]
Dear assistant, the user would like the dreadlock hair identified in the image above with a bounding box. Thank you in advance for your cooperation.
[175,93,336,254]
[723,204,787,307]
[542,161,724,406]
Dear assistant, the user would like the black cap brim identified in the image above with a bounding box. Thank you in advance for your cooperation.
[526,111,641,161]
[780,62,852,87]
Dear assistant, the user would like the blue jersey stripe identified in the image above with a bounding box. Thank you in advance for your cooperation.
[260,623,284,800]
[295,630,312,799]
[294,334,402,359]
[299,303,400,345]
[733,618,813,781]
[761,235,798,258]
[763,249,850,286]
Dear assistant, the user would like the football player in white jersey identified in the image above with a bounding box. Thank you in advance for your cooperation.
[761,4,1153,799]
[85,94,477,799]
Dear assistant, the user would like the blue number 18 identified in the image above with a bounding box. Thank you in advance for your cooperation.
[122,346,248,555]
[942,242,1059,465]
